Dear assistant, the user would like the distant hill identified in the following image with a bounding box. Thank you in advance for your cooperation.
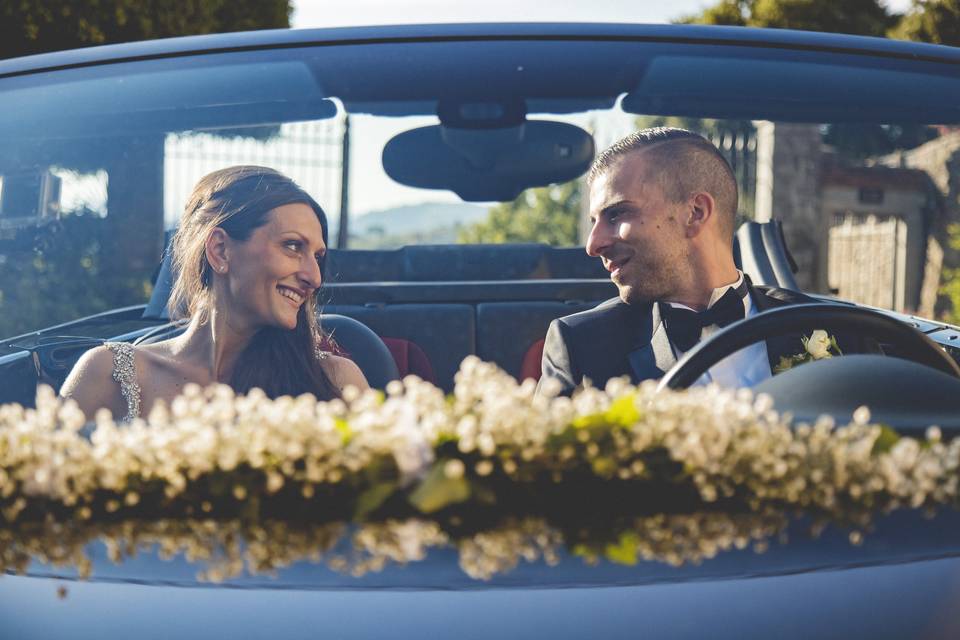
[352,202,489,236]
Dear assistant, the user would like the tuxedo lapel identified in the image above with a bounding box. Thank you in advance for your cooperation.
[747,280,806,372]
[762,329,799,373]
[627,302,677,382]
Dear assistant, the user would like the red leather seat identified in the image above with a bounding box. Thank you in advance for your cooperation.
[318,330,435,386]
[520,338,545,381]
[381,337,437,384]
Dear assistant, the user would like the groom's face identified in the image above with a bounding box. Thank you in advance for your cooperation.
[586,151,689,305]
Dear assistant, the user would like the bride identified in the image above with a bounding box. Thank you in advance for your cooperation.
[60,166,367,420]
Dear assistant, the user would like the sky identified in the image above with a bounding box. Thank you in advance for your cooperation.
[288,0,915,217]
[291,0,716,28]
[291,0,914,29]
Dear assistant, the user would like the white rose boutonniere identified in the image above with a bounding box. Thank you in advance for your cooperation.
[774,330,842,374]
[804,329,833,360]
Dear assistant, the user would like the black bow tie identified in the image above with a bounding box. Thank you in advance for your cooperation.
[661,282,748,352]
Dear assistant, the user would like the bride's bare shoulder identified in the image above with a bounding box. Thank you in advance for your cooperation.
[321,354,369,393]
[59,344,125,417]
[65,344,116,380]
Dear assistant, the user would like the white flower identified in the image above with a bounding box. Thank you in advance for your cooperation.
[805,330,833,360]
[389,402,434,484]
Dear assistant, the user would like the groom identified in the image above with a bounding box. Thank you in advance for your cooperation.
[537,127,813,396]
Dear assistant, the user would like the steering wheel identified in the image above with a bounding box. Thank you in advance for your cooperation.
[656,303,960,390]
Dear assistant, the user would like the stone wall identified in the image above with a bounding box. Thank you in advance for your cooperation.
[878,131,960,317]
[754,122,826,292]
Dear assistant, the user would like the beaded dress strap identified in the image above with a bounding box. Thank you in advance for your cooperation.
[105,342,141,421]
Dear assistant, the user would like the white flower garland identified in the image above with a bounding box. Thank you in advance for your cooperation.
[0,356,956,525]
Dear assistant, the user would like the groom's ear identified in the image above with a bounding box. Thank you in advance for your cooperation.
[684,192,715,238]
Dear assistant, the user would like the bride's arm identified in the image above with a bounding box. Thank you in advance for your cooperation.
[59,346,126,420]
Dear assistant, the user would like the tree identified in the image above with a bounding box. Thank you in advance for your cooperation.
[0,209,153,338]
[0,0,290,59]
[889,0,960,46]
[676,0,941,162]
[940,224,960,324]
[0,1,292,338]
[680,0,749,26]
[458,182,582,246]
[678,0,896,35]
[821,123,939,160]
[750,0,895,35]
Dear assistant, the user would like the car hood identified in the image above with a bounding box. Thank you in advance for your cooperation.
[3,508,960,639]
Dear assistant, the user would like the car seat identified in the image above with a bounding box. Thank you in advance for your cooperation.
[520,338,545,381]
[380,337,436,384]
[316,314,400,389]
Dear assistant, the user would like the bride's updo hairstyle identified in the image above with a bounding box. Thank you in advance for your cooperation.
[169,165,339,400]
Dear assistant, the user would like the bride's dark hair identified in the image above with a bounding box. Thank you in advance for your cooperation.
[169,165,340,400]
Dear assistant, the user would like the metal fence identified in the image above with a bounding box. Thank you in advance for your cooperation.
[163,118,346,229]
[708,127,757,218]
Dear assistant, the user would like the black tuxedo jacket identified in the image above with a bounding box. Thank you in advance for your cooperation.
[536,281,815,397]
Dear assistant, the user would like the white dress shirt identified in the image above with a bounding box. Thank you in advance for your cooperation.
[665,271,771,389]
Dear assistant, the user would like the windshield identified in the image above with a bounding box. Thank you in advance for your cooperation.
[3,35,958,341]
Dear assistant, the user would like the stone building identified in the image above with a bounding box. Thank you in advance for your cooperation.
[753,123,953,317]
[821,164,939,314]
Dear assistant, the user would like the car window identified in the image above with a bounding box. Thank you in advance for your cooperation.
[1,36,957,341]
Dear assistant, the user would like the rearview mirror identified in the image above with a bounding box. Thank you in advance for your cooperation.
[382,120,594,201]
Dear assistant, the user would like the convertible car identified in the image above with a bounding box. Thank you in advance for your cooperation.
[3,22,960,639]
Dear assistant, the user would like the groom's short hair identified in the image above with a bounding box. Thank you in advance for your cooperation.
[588,127,738,240]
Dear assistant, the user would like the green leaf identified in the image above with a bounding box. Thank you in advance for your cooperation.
[354,482,397,519]
[871,424,900,455]
[572,393,640,430]
[830,335,843,356]
[605,532,640,566]
[334,419,352,445]
[773,356,794,374]
[606,394,641,426]
[436,433,458,446]
[590,456,617,479]
[570,414,604,430]
[408,461,471,514]
[571,544,599,564]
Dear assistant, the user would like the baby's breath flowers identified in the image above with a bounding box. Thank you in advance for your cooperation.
[0,356,958,532]
[457,517,562,580]
[2,359,960,583]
